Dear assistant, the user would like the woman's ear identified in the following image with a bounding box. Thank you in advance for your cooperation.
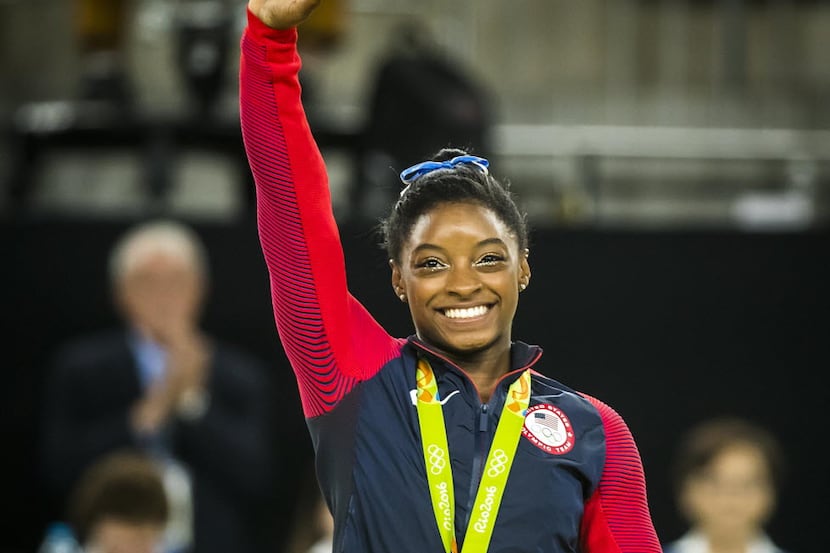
[519,249,531,291]
[390,259,406,302]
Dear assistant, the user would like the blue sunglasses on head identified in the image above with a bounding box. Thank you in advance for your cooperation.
[398,155,490,189]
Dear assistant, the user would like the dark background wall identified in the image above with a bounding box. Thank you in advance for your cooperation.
[2,217,828,553]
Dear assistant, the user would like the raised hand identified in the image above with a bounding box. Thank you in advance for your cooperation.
[248,0,321,30]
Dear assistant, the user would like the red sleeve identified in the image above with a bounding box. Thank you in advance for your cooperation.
[579,395,661,553]
[239,11,403,418]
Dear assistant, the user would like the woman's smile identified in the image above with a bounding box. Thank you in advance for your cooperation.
[441,304,491,320]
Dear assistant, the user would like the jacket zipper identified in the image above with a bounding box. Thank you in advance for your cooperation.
[463,402,490,534]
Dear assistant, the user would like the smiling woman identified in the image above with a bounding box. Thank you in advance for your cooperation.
[239,0,661,551]
[390,199,529,399]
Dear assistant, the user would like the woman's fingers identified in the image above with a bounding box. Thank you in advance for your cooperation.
[248,0,321,29]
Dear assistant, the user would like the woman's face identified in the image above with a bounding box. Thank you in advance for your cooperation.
[680,444,775,542]
[391,201,530,361]
[86,518,165,553]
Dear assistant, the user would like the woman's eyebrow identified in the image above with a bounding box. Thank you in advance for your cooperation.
[477,238,507,249]
[411,238,507,256]
[410,243,445,256]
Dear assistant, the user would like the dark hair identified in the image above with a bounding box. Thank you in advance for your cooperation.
[380,147,528,263]
[68,450,169,543]
[671,417,786,497]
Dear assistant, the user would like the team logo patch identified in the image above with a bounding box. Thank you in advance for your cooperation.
[522,404,575,455]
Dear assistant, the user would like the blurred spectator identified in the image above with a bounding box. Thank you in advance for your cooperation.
[284,471,333,553]
[39,219,275,553]
[663,417,791,553]
[305,497,334,553]
[350,20,493,219]
[38,450,169,553]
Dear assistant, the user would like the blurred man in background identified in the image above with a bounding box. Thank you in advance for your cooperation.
[39,219,275,553]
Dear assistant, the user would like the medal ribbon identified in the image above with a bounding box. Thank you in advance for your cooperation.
[416,358,531,553]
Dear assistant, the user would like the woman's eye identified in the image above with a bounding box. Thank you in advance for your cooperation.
[417,258,446,270]
[477,254,505,266]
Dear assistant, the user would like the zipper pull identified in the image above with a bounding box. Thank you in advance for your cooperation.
[479,404,489,432]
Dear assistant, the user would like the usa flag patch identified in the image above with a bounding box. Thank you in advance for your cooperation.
[522,404,575,455]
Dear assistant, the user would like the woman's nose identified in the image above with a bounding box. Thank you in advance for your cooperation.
[445,265,482,296]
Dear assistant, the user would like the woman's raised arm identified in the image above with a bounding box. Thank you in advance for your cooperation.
[239,3,402,417]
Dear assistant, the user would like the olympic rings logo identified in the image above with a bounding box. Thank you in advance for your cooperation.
[486,449,509,477]
[427,444,447,475]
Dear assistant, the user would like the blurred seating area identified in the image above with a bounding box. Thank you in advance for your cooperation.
[1,0,829,228]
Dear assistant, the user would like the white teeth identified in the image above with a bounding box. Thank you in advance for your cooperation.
[443,305,488,319]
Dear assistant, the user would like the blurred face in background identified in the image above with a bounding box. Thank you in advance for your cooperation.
[86,518,165,553]
[680,443,775,543]
[116,249,204,341]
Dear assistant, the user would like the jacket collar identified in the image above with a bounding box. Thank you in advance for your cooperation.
[406,335,543,375]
